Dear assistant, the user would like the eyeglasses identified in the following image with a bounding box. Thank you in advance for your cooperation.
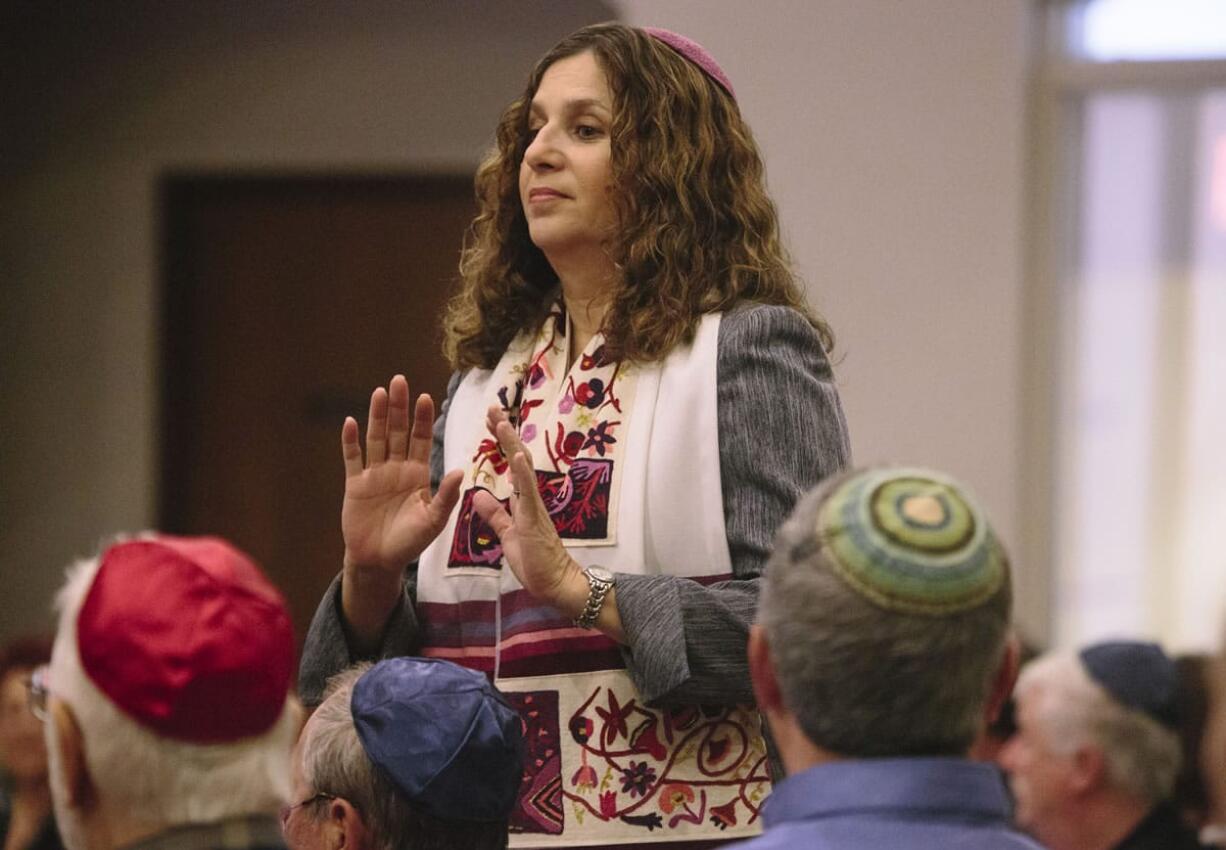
[279,792,337,829]
[26,665,49,722]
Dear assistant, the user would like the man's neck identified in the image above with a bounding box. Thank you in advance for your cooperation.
[6,776,52,811]
[767,714,844,777]
[1040,795,1153,850]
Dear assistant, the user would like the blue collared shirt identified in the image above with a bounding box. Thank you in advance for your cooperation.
[726,757,1045,850]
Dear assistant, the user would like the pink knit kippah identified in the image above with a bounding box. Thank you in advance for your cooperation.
[642,27,736,101]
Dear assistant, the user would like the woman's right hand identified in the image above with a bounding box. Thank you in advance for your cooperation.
[339,374,462,647]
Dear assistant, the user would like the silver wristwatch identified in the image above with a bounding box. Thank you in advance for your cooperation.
[573,566,615,630]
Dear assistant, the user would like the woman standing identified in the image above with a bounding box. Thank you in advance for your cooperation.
[302,23,850,847]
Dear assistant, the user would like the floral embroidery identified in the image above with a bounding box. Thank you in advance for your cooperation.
[570,715,594,745]
[572,760,598,791]
[659,784,707,828]
[583,421,618,456]
[600,791,618,819]
[619,761,656,798]
[710,799,739,830]
[658,783,694,814]
[448,301,634,568]
[559,683,769,835]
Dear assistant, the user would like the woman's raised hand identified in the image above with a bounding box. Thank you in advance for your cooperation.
[473,405,585,613]
[339,376,462,645]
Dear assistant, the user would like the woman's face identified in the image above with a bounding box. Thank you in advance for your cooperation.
[519,50,615,263]
[0,667,49,782]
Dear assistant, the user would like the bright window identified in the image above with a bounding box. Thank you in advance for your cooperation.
[1073,0,1226,61]
[1047,3,1226,651]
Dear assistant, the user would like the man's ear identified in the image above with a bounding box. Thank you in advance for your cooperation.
[749,624,783,714]
[326,797,370,850]
[985,634,1021,725]
[1070,744,1107,795]
[50,698,96,811]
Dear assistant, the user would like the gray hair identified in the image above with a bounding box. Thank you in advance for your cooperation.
[1016,652,1182,803]
[757,472,1011,757]
[301,665,508,850]
[47,549,297,830]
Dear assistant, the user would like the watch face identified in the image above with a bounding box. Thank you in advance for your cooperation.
[587,567,614,584]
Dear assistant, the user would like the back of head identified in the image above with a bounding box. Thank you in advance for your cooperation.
[299,658,523,850]
[47,534,298,830]
[759,467,1012,757]
[1015,642,1183,806]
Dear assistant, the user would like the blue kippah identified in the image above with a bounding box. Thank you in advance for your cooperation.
[1079,641,1179,729]
[816,468,1006,616]
[351,657,524,822]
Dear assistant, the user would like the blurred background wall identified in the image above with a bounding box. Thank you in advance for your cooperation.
[0,0,1068,649]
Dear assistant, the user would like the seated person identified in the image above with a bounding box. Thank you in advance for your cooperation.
[1174,653,1213,833]
[1002,640,1208,850]
[1,636,59,850]
[283,657,522,850]
[729,467,1039,849]
[39,535,299,850]
[1204,640,1226,847]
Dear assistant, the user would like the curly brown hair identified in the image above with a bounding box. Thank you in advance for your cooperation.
[443,22,832,370]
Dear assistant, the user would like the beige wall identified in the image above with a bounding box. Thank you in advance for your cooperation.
[617,0,1043,640]
[1,1,1043,642]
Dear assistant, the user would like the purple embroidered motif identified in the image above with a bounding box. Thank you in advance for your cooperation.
[506,691,564,836]
[447,489,506,567]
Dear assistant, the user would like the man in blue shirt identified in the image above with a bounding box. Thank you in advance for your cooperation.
[729,467,1043,850]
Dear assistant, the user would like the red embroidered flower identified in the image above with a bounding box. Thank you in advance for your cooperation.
[706,735,730,764]
[600,790,618,819]
[580,344,609,370]
[657,783,695,815]
[629,717,667,761]
[574,377,606,409]
[594,690,636,743]
[561,430,585,459]
[710,799,738,830]
[571,762,598,790]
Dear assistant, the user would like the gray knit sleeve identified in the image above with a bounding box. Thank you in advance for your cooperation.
[298,371,462,707]
[614,304,851,706]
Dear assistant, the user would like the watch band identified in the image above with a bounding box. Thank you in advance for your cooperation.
[573,567,614,630]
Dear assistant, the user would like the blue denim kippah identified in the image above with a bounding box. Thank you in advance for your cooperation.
[1079,641,1179,729]
[351,657,524,821]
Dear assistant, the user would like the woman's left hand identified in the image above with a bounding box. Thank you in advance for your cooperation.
[472,406,588,615]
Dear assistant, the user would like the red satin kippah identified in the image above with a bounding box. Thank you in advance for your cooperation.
[76,536,293,744]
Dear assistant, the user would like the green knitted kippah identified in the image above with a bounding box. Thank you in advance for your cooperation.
[816,468,1006,616]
